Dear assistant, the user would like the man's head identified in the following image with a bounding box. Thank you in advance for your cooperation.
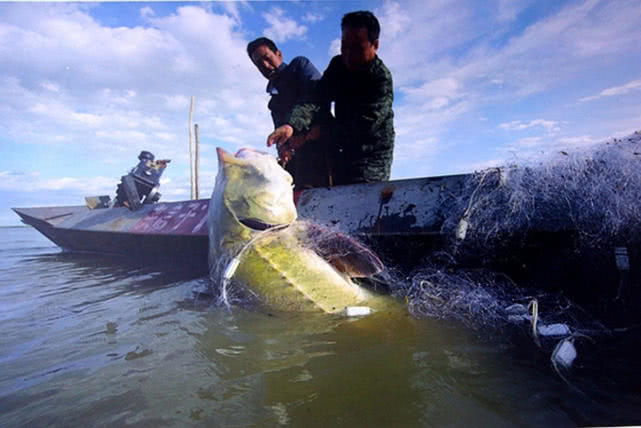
[247,37,283,80]
[340,11,380,72]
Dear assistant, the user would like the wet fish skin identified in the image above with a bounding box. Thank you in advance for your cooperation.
[208,147,397,314]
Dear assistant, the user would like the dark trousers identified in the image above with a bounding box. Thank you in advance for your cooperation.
[285,138,332,190]
[330,150,392,185]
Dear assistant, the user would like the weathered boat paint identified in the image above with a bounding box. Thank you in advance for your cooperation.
[295,175,468,236]
[13,200,210,269]
[13,173,470,260]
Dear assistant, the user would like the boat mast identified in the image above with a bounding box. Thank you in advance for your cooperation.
[195,123,200,199]
[189,96,195,200]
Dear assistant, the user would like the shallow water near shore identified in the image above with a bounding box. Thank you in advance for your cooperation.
[1,226,640,427]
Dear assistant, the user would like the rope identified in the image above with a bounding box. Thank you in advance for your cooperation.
[219,223,292,308]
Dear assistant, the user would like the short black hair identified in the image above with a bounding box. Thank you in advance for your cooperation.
[341,11,380,43]
[247,37,278,59]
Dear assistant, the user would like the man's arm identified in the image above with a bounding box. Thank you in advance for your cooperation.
[351,61,394,139]
[290,57,339,132]
[268,57,338,146]
[266,57,320,148]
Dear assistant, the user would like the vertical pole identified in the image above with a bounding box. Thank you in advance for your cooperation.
[189,96,195,200]
[195,123,200,199]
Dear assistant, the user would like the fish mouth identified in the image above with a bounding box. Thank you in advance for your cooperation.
[238,217,280,231]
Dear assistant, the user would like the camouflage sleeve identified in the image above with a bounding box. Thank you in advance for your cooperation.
[354,64,394,137]
[287,103,321,133]
[287,57,339,133]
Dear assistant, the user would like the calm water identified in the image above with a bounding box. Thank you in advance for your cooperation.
[1,226,640,427]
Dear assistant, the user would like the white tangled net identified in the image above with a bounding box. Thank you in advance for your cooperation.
[396,132,641,333]
[442,132,641,251]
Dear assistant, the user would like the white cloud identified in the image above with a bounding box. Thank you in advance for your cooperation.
[378,0,641,110]
[569,1,641,57]
[164,95,191,111]
[0,2,279,218]
[401,77,462,108]
[513,136,543,148]
[580,79,641,102]
[0,171,115,193]
[302,12,323,24]
[328,38,340,57]
[377,2,410,39]
[262,7,307,43]
[219,1,244,23]
[0,168,203,208]
[495,0,529,23]
[558,135,602,145]
[41,81,60,92]
[153,132,176,142]
[393,137,438,163]
[374,1,480,86]
[140,6,154,19]
[393,97,473,152]
[458,158,505,173]
[499,119,561,133]
[0,3,270,150]
[1,0,640,209]
[95,129,147,141]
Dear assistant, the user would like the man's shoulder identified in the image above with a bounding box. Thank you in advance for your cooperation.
[289,56,313,68]
[288,56,322,79]
[327,55,343,69]
[371,56,392,80]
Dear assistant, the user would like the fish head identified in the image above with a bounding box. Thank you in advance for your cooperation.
[215,147,297,231]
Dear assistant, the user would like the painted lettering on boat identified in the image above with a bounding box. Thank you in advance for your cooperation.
[133,200,209,235]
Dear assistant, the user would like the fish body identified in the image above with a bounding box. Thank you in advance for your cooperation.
[208,147,396,314]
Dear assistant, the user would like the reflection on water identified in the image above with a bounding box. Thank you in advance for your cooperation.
[1,227,640,427]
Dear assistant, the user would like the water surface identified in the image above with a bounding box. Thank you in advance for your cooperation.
[1,227,639,427]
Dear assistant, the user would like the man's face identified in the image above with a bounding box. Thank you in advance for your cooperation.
[250,45,283,80]
[341,26,378,72]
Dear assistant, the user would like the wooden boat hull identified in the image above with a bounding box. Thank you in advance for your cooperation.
[13,174,469,258]
[13,201,210,269]
[12,173,640,319]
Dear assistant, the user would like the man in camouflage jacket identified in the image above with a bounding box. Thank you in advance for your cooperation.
[268,10,395,185]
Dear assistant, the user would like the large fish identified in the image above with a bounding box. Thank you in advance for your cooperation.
[208,147,397,314]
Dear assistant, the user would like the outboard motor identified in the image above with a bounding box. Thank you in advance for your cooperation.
[114,151,170,210]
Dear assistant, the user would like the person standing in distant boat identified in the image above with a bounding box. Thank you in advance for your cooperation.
[267,11,395,185]
[247,37,333,189]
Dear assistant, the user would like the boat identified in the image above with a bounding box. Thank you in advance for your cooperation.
[12,150,640,320]
[13,199,211,265]
[12,173,470,272]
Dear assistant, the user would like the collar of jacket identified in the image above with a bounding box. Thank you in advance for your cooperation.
[266,62,288,95]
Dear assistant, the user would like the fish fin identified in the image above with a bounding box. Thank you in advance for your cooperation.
[217,147,249,167]
[300,222,384,278]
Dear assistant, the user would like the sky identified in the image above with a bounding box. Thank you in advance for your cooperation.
[1,0,640,225]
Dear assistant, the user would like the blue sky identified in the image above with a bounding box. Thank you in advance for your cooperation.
[1,0,640,225]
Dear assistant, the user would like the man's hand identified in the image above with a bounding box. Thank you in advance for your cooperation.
[267,124,294,147]
[277,141,295,166]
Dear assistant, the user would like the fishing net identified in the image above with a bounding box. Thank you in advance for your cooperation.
[386,261,609,336]
[442,132,641,255]
[401,265,518,329]
[387,132,641,335]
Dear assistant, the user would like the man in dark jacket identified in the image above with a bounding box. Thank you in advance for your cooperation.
[247,37,332,189]
[267,11,394,185]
